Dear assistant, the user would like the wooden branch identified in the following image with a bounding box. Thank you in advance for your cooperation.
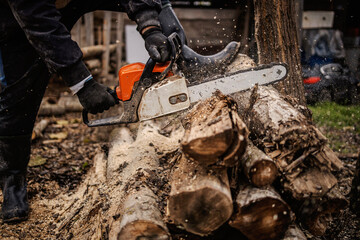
[229,184,292,240]
[181,92,248,166]
[81,44,117,59]
[57,95,83,113]
[242,140,278,187]
[84,59,101,70]
[32,119,49,141]
[38,103,66,116]
[167,154,233,236]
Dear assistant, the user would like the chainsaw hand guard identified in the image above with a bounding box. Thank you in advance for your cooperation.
[82,33,182,127]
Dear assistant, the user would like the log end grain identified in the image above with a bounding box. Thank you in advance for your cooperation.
[230,198,291,240]
[167,187,233,236]
[249,160,278,187]
[229,186,292,240]
[118,221,169,240]
[181,128,234,164]
[118,187,169,240]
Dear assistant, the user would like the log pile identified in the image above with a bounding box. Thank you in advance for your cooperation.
[46,54,346,240]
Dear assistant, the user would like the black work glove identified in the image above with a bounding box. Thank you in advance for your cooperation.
[143,27,171,63]
[76,79,117,114]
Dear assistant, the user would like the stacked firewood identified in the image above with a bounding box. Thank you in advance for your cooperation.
[53,55,347,240]
[164,89,346,239]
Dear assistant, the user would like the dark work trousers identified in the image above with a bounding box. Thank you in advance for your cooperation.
[0,44,50,137]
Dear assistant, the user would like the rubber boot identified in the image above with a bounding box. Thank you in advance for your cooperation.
[159,2,240,82]
[0,135,31,223]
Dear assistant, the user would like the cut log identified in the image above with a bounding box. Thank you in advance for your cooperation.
[298,185,347,236]
[243,85,343,175]
[81,44,117,59]
[229,184,292,240]
[84,59,101,70]
[282,224,306,240]
[57,95,83,113]
[241,140,278,187]
[167,154,233,236]
[38,103,66,116]
[32,119,49,140]
[118,187,169,240]
[181,92,248,166]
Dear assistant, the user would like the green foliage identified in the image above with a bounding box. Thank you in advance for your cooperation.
[309,102,360,134]
[309,102,360,154]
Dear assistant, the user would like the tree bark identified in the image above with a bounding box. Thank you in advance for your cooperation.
[253,0,306,105]
[350,153,360,216]
[229,184,292,240]
[167,154,233,236]
[181,92,248,167]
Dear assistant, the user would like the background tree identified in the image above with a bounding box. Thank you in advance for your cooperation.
[253,0,306,105]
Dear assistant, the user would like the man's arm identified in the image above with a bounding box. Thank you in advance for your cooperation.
[6,0,116,113]
[6,0,90,88]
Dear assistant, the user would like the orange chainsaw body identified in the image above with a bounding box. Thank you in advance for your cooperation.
[116,62,173,101]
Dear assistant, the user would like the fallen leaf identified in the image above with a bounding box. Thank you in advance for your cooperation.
[42,139,62,144]
[29,155,47,167]
[49,132,68,140]
[56,120,69,126]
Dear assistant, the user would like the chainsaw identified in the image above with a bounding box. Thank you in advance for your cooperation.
[83,33,288,127]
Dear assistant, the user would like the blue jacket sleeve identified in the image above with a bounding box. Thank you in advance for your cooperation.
[6,0,90,87]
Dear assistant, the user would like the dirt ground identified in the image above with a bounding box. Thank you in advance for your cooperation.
[0,86,359,239]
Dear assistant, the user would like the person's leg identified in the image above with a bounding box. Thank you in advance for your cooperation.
[0,14,50,222]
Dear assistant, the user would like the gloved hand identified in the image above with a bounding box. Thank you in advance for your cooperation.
[142,27,171,63]
[76,79,117,114]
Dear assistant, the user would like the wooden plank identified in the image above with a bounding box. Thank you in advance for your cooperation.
[116,13,125,76]
[102,11,111,76]
[174,8,238,20]
[84,12,94,46]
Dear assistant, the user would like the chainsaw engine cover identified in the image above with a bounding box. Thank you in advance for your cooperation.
[138,75,190,121]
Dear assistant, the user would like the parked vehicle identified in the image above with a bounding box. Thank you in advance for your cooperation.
[303,63,359,104]
[301,29,360,104]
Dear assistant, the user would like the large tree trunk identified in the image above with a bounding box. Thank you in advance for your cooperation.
[253,0,306,105]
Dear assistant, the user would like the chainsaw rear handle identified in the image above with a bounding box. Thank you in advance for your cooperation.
[82,32,182,127]
[82,87,122,127]
[82,58,156,127]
